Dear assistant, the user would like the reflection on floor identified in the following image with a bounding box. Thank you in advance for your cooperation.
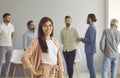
[8,73,120,78]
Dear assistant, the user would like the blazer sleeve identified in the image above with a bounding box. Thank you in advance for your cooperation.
[21,39,38,69]
[58,49,64,78]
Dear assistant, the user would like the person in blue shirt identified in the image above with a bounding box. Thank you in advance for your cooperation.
[77,13,97,78]
[23,20,37,51]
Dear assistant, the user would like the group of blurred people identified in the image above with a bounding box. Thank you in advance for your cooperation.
[0,13,120,78]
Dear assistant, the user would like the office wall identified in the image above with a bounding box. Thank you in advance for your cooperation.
[106,0,120,28]
[0,0,105,73]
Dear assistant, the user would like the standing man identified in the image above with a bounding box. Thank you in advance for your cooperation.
[60,16,80,78]
[0,13,14,78]
[100,19,120,78]
[23,20,37,51]
[77,13,97,78]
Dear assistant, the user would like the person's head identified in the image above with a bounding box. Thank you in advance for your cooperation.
[65,16,72,27]
[3,13,11,23]
[110,19,119,28]
[38,17,54,52]
[27,20,35,31]
[87,13,97,24]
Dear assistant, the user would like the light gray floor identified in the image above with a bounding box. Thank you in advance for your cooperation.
[64,72,120,78]
[9,73,120,78]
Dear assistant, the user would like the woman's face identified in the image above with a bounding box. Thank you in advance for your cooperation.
[42,21,53,36]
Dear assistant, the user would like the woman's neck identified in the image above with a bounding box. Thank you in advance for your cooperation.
[45,35,51,40]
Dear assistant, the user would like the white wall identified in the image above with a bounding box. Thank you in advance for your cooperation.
[106,0,120,28]
[107,0,120,53]
[0,0,105,73]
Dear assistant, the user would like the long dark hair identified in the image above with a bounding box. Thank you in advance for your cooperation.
[38,17,53,53]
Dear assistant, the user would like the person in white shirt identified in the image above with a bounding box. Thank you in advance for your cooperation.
[23,20,37,51]
[60,16,80,78]
[0,13,14,78]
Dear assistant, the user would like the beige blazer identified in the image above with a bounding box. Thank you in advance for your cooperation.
[21,37,64,78]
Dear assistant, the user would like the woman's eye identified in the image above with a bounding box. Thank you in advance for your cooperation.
[49,25,52,27]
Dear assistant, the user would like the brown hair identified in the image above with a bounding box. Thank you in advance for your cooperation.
[38,17,53,53]
[3,13,11,19]
[88,13,97,22]
[65,15,71,19]
[27,20,34,29]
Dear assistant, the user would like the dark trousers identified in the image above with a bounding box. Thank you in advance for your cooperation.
[63,49,76,78]
[86,54,96,78]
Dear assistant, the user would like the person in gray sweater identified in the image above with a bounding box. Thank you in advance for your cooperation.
[100,19,120,78]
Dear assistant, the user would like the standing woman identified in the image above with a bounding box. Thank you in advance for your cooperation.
[21,17,64,78]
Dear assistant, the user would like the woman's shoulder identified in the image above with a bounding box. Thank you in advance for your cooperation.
[51,37,58,43]
[51,37,60,47]
[51,37,57,40]
[31,38,39,44]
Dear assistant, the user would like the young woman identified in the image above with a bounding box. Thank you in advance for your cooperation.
[21,17,64,78]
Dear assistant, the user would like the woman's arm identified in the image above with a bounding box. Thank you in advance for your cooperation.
[21,39,37,69]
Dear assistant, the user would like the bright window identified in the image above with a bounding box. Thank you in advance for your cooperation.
[106,0,120,53]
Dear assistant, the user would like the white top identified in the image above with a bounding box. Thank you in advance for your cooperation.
[0,23,14,46]
[60,26,80,52]
[42,40,58,65]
